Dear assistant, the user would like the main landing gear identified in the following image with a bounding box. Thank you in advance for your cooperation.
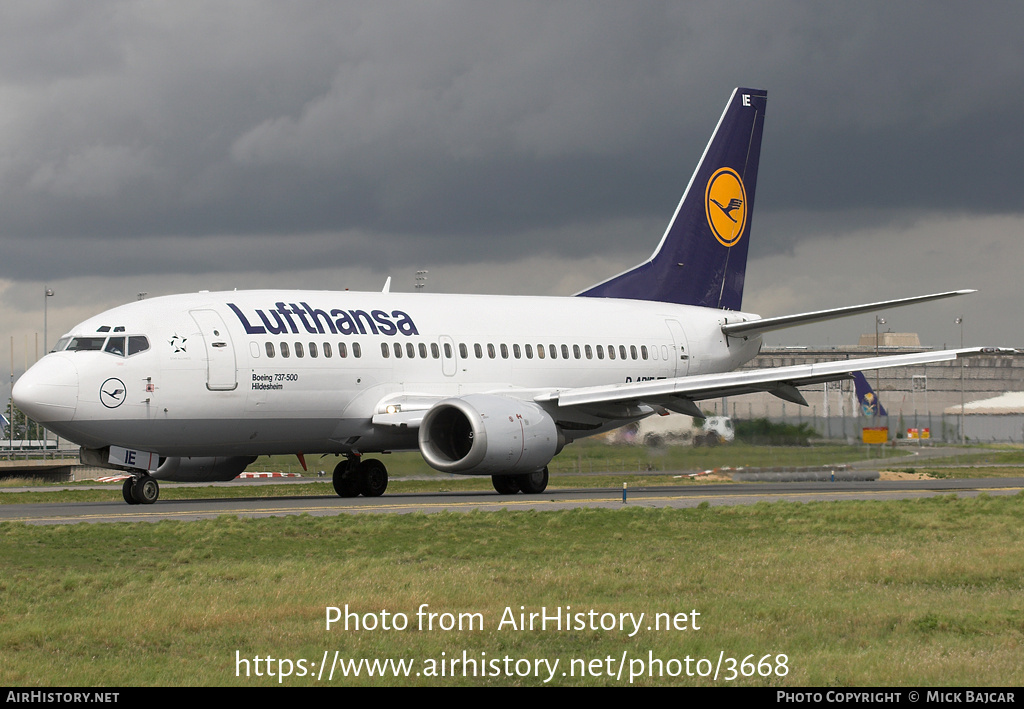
[491,467,549,495]
[332,457,388,498]
[122,474,160,505]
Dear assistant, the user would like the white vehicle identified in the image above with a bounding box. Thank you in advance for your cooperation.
[697,417,734,446]
[14,88,978,504]
[609,414,733,447]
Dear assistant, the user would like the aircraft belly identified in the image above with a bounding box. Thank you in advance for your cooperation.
[63,416,386,457]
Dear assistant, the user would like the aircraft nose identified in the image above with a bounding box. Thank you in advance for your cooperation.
[12,355,79,423]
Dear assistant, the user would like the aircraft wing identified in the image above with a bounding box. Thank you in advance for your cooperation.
[535,348,986,418]
[370,348,987,428]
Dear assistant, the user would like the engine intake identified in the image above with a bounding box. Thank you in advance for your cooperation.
[418,394,562,475]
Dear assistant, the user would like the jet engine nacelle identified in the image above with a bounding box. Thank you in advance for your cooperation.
[418,394,562,475]
[154,455,258,482]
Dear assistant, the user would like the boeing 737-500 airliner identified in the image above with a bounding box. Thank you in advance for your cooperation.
[14,88,978,504]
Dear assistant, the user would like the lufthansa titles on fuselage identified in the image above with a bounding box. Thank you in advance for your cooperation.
[227,302,419,337]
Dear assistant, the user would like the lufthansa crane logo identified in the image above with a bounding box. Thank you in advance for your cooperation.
[100,378,127,409]
[705,167,747,247]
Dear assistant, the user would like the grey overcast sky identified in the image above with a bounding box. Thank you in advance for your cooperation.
[3,1,1023,373]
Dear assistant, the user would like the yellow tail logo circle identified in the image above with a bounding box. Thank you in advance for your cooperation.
[705,167,747,247]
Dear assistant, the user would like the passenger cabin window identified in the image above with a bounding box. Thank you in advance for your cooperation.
[266,342,276,358]
[352,343,361,358]
[323,343,332,358]
[280,342,290,358]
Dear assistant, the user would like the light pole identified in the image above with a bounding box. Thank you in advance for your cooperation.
[43,287,54,353]
[956,317,964,445]
[874,316,886,414]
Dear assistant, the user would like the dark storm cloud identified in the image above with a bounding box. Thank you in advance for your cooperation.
[1,1,1023,282]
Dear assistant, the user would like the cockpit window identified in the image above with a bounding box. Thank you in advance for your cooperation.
[67,337,106,351]
[128,336,150,356]
[105,334,125,352]
[104,337,126,356]
[65,335,150,357]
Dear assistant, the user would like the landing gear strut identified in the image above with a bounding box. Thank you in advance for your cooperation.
[122,474,160,505]
[332,457,389,498]
[492,466,548,495]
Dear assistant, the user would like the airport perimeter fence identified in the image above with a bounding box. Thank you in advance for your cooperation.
[759,413,1024,445]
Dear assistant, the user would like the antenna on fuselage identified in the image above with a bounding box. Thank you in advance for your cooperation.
[382,277,392,293]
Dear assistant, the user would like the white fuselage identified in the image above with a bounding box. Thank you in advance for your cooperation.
[17,289,762,458]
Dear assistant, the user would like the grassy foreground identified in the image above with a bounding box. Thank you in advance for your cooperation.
[1,494,1022,686]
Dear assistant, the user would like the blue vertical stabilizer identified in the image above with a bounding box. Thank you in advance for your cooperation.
[853,371,888,417]
[577,87,766,310]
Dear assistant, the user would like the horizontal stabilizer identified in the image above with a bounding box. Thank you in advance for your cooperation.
[721,290,975,339]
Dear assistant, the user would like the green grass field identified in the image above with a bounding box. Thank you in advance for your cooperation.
[1,489,1022,686]
[252,440,921,477]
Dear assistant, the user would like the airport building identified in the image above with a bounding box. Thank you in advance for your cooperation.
[715,333,1024,443]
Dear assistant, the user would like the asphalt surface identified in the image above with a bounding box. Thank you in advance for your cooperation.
[2,476,1021,525]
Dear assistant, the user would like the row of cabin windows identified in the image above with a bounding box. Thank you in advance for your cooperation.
[263,340,666,362]
[380,341,653,361]
[265,341,363,359]
[381,342,447,359]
